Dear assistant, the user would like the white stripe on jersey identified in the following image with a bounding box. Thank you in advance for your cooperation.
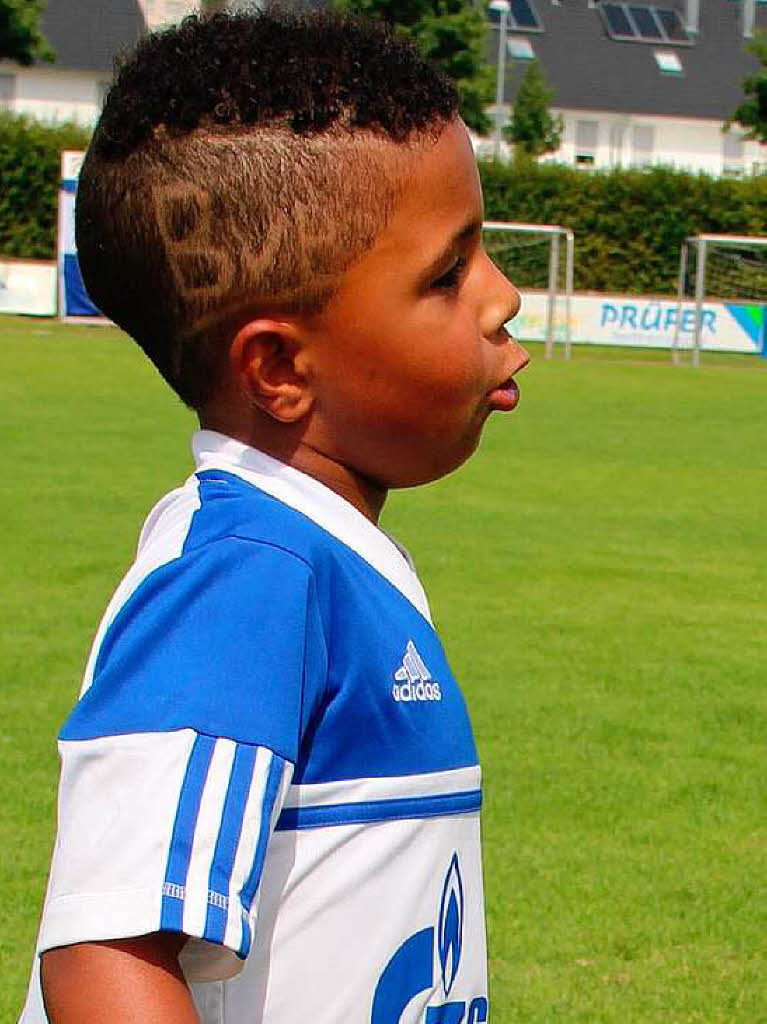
[79,478,202,698]
[224,750,292,950]
[182,738,238,939]
[283,765,481,810]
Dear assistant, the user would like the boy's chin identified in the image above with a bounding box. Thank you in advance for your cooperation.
[382,437,484,491]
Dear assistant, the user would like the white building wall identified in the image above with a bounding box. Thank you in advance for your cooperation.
[0,1,205,125]
[140,0,200,30]
[0,63,105,126]
[140,0,246,28]
[549,108,766,177]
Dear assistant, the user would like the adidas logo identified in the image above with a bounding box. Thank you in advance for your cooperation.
[392,640,442,703]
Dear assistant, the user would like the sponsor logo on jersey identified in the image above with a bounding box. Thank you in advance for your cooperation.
[371,853,489,1023]
[439,854,463,997]
[392,640,442,703]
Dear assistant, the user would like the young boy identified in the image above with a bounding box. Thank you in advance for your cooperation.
[21,10,527,1023]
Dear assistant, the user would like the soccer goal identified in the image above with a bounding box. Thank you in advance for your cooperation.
[483,222,574,359]
[673,234,767,366]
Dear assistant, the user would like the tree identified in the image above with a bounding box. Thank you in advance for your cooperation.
[333,0,495,135]
[729,31,767,144]
[0,0,54,65]
[504,60,562,159]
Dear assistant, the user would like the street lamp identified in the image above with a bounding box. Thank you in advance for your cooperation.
[489,0,511,158]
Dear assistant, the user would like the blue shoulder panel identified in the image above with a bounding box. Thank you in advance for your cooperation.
[62,469,479,782]
[61,525,328,763]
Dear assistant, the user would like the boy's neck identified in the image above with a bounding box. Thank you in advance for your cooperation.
[199,418,387,524]
[282,441,388,524]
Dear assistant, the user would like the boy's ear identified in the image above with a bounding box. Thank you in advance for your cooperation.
[229,319,314,424]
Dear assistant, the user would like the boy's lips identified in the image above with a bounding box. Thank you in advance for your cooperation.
[488,339,529,412]
[488,374,521,412]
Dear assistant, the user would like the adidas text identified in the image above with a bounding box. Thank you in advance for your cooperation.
[392,640,441,702]
[392,679,442,702]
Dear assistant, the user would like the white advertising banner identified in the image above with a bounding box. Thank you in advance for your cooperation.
[511,291,765,355]
[0,259,57,317]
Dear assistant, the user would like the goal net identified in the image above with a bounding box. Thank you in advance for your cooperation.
[482,222,574,358]
[673,234,767,366]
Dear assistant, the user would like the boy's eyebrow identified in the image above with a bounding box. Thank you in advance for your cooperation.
[420,218,483,281]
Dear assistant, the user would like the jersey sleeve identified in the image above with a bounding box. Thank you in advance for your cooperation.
[39,537,328,980]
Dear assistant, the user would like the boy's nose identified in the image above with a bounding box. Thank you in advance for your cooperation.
[480,256,521,337]
[511,339,531,372]
[505,280,522,322]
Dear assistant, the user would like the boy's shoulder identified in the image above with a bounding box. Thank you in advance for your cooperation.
[185,467,342,569]
[65,439,446,763]
[135,463,352,596]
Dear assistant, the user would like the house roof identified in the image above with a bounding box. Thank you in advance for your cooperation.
[37,0,767,120]
[41,0,147,73]
[500,0,767,120]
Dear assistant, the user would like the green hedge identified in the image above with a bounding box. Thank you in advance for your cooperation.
[1,109,765,297]
[0,111,90,260]
[479,159,767,295]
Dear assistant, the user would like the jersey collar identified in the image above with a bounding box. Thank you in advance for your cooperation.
[192,430,432,623]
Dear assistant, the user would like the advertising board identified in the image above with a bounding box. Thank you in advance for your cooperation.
[0,259,56,317]
[512,292,765,355]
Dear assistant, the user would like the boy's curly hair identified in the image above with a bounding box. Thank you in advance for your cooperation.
[76,9,458,410]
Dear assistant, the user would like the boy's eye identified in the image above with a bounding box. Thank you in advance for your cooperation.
[432,256,467,291]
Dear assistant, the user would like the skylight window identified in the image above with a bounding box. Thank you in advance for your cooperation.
[600,3,691,44]
[510,0,541,29]
[655,7,688,40]
[489,0,543,33]
[603,3,635,36]
[629,5,663,37]
[653,48,683,73]
[507,36,536,59]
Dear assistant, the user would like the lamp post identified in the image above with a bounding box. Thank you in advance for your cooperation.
[489,0,511,158]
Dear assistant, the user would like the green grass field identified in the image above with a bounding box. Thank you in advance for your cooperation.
[2,317,766,1021]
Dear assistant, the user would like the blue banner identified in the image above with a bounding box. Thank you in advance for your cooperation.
[62,252,101,318]
[58,153,106,321]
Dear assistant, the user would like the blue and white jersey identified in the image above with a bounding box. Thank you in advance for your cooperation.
[21,431,489,1024]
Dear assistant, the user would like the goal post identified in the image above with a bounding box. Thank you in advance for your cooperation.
[482,222,574,359]
[673,234,767,367]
